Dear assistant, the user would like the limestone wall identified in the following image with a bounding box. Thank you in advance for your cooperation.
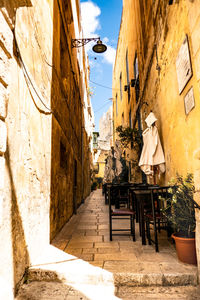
[112,0,143,182]
[137,0,200,276]
[0,0,52,298]
[114,0,200,276]
[0,0,92,298]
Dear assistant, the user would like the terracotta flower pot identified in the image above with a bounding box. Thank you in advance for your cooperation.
[172,233,197,265]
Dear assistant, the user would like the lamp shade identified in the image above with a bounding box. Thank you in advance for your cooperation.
[92,40,107,53]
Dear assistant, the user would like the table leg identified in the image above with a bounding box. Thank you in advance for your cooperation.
[139,200,146,245]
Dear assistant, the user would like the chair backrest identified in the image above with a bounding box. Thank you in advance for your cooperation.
[150,188,173,217]
[108,184,135,209]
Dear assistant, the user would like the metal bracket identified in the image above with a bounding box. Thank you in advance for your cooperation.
[72,37,100,48]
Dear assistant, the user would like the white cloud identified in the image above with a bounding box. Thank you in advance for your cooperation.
[81,1,116,66]
[103,37,109,44]
[81,1,101,37]
[103,45,116,66]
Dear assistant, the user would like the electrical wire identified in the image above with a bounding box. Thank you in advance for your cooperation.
[94,101,112,113]
[15,3,82,149]
[89,79,120,91]
[14,28,53,114]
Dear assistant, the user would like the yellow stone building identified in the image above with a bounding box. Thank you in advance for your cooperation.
[113,0,200,277]
[112,0,143,182]
[0,0,92,297]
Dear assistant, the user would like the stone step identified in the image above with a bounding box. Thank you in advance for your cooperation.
[16,281,200,300]
[28,266,198,288]
[116,285,200,300]
[27,246,198,288]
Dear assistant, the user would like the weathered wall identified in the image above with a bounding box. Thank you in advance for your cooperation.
[98,106,113,150]
[0,0,52,298]
[118,0,200,275]
[136,0,200,183]
[82,129,92,198]
[50,0,84,239]
[112,0,142,182]
[0,0,92,298]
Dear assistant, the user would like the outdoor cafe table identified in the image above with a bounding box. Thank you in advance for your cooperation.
[130,185,172,245]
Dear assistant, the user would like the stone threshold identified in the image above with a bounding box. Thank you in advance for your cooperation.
[27,245,198,288]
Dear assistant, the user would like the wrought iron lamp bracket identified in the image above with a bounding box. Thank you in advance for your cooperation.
[72,37,100,48]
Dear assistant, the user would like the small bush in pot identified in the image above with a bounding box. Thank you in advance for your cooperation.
[167,173,195,237]
[163,173,197,264]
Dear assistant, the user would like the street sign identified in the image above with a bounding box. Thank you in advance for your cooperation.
[176,35,193,94]
[184,87,195,115]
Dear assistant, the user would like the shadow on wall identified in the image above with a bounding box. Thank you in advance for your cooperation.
[0,0,32,9]
[0,1,32,296]
[0,0,32,24]
[5,143,30,296]
[49,0,83,240]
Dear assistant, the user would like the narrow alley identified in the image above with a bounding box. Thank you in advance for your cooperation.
[16,189,199,299]
[1,0,200,299]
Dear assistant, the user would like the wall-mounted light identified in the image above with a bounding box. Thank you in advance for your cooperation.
[168,0,179,4]
[131,79,136,87]
[71,37,107,53]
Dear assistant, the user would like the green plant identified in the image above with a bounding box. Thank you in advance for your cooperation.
[162,173,196,238]
[116,126,141,150]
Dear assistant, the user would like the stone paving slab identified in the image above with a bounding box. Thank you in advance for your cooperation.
[17,190,199,299]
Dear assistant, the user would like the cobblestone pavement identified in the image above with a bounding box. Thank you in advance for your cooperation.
[16,189,200,300]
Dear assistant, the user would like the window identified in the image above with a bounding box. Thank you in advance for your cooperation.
[129,109,132,128]
[134,53,140,102]
[126,50,130,102]
[120,72,122,101]
[60,141,68,171]
[116,93,118,116]
[129,109,133,149]
[134,54,139,80]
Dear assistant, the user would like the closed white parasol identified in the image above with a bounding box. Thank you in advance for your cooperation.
[139,112,165,181]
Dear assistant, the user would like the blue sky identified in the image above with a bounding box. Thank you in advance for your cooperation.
[80,0,122,131]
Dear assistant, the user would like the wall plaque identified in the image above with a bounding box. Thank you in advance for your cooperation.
[176,35,192,94]
[184,87,195,115]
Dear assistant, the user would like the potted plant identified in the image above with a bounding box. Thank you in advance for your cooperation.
[165,173,197,265]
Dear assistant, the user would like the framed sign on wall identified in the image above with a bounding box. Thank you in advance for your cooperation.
[184,87,195,115]
[176,35,193,94]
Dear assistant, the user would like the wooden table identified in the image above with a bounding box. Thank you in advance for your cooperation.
[130,185,171,245]
[130,188,152,245]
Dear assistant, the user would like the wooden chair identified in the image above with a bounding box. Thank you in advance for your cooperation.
[103,183,109,205]
[145,187,172,252]
[108,185,136,241]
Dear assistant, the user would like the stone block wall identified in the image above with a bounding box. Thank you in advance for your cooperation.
[49,0,84,239]
[134,0,200,274]
[0,1,52,298]
[0,0,92,298]
[114,0,200,274]
[0,5,13,298]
